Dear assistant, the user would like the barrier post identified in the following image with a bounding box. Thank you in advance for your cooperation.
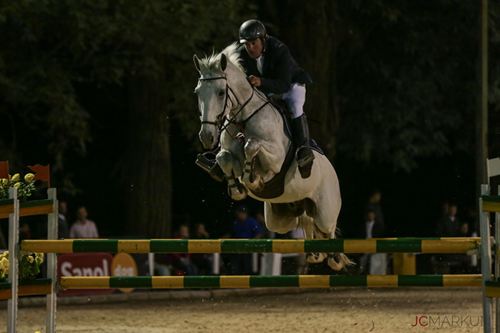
[7,187,19,333]
[496,186,500,333]
[46,188,58,333]
[480,184,493,332]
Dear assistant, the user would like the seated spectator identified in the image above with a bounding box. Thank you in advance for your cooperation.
[191,223,213,275]
[69,206,99,239]
[166,224,198,276]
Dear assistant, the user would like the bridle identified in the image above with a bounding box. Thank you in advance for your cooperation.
[197,75,269,137]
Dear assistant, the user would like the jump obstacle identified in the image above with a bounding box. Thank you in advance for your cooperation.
[2,164,500,332]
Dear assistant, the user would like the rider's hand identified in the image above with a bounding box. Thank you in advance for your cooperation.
[249,75,261,87]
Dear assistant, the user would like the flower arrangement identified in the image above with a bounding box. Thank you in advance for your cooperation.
[0,173,36,199]
[0,251,44,282]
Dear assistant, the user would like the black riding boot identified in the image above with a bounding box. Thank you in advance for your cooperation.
[291,114,315,179]
[195,150,225,182]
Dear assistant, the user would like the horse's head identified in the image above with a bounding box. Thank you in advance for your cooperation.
[193,53,230,149]
[193,44,248,149]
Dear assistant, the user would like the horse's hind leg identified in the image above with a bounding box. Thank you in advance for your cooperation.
[311,202,354,271]
[307,162,353,270]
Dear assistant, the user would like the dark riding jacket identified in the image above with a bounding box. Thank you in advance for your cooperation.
[237,36,312,96]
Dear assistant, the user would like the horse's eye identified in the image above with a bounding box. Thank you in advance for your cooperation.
[218,90,225,97]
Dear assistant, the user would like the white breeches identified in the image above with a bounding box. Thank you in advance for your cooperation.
[282,83,306,119]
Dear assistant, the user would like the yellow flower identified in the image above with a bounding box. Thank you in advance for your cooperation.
[0,179,7,185]
[14,182,21,189]
[1,251,8,258]
[11,173,20,182]
[27,256,34,264]
[0,257,9,273]
[25,173,35,182]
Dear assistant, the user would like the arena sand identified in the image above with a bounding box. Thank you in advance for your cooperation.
[2,288,485,332]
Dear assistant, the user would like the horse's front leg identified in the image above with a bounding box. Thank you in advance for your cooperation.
[217,149,247,201]
[242,137,284,192]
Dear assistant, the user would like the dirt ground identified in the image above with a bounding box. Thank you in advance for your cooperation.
[2,287,486,333]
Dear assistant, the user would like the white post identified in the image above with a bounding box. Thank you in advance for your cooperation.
[212,253,220,275]
[46,188,58,333]
[148,253,155,276]
[272,253,282,276]
[480,184,493,333]
[494,186,500,333]
[7,187,19,333]
[252,253,259,274]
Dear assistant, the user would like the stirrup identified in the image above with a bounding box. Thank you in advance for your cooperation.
[296,146,315,168]
[196,153,225,182]
[296,147,314,179]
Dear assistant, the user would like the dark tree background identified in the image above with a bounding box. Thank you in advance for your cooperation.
[0,0,499,240]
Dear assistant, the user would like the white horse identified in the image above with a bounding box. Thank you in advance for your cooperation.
[194,43,352,270]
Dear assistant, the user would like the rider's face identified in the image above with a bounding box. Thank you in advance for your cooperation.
[244,39,263,58]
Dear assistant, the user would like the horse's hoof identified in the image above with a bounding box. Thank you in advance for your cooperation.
[253,177,265,192]
[228,183,247,201]
[327,253,354,271]
[307,253,326,264]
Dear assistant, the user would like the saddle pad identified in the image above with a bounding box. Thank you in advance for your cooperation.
[310,139,325,155]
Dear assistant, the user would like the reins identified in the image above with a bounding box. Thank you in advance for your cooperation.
[198,75,270,139]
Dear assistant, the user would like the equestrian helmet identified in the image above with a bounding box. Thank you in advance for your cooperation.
[239,20,266,43]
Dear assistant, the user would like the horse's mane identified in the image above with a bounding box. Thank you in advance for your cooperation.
[199,42,245,74]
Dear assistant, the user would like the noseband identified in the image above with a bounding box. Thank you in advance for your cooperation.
[198,76,252,128]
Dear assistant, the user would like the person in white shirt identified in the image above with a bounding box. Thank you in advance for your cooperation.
[69,206,99,239]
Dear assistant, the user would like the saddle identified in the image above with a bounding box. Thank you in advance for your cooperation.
[246,95,324,199]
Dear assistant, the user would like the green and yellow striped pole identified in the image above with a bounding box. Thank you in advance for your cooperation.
[60,275,482,289]
[482,195,500,213]
[22,238,480,254]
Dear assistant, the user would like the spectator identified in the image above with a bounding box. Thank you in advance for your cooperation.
[366,189,384,226]
[69,206,99,238]
[458,221,469,237]
[254,210,274,239]
[359,209,386,275]
[230,205,261,275]
[191,223,213,275]
[166,224,198,276]
[437,203,459,237]
[58,201,70,239]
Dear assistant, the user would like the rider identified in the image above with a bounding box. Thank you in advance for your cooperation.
[237,19,314,178]
[196,19,315,180]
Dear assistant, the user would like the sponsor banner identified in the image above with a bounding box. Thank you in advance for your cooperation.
[58,253,114,296]
[111,253,138,293]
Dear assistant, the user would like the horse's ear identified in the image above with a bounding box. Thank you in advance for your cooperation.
[220,54,227,72]
[193,54,201,73]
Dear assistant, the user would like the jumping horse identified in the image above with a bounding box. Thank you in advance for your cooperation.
[193,43,352,270]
